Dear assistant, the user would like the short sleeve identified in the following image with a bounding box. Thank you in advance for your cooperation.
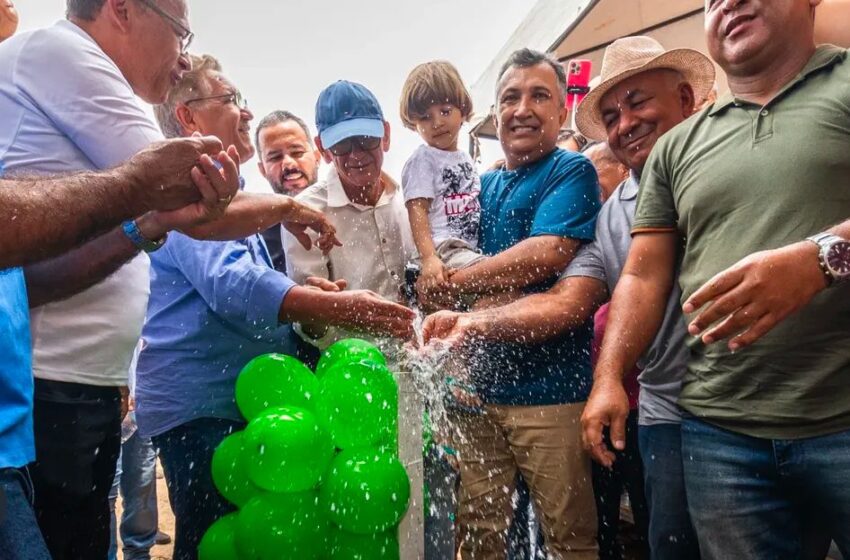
[632,137,678,233]
[562,240,606,283]
[401,148,438,202]
[15,25,162,168]
[530,154,601,241]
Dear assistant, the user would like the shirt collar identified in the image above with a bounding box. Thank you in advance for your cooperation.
[619,173,639,201]
[709,46,847,117]
[326,165,399,211]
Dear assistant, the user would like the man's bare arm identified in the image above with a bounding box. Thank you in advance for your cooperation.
[0,170,143,270]
[422,276,607,347]
[582,232,677,467]
[448,235,580,294]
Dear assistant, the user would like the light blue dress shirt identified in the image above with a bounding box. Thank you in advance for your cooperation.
[135,227,297,439]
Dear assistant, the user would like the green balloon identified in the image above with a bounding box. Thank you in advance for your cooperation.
[328,529,399,560]
[316,361,398,449]
[236,353,317,420]
[235,491,327,560]
[320,448,410,534]
[198,512,240,560]
[211,432,262,507]
[244,406,334,493]
[315,339,387,378]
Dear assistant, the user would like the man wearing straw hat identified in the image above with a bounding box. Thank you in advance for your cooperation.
[588,0,850,557]
[422,36,713,560]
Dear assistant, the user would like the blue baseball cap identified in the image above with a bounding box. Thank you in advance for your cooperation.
[315,80,385,149]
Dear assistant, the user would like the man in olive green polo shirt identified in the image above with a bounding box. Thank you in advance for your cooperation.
[587,0,850,558]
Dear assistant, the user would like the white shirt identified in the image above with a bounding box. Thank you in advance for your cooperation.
[283,166,416,349]
[401,144,481,248]
[0,21,163,386]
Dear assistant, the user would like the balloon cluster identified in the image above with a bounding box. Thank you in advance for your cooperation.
[199,339,410,560]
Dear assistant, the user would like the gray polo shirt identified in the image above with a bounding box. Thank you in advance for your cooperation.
[562,174,688,426]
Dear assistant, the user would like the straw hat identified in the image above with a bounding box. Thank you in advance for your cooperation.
[575,36,716,141]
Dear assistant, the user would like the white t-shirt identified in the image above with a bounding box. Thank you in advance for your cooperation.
[283,167,416,350]
[401,144,481,248]
[0,20,163,386]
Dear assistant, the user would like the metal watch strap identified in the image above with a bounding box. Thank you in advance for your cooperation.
[122,220,167,253]
[806,232,843,286]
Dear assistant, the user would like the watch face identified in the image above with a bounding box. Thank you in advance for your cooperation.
[826,241,850,278]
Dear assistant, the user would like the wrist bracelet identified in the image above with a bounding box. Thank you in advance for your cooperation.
[122,220,167,253]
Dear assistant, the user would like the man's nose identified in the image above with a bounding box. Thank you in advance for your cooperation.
[720,0,744,13]
[515,94,533,118]
[616,108,640,140]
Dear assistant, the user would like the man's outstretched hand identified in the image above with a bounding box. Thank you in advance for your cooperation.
[282,202,342,255]
[421,310,481,350]
[684,242,827,351]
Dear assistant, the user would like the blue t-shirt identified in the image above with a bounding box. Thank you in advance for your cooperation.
[0,267,34,468]
[475,148,600,405]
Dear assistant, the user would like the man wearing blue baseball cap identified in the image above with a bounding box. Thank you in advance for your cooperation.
[284,81,417,347]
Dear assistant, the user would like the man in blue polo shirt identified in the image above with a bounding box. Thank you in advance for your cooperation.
[421,48,600,559]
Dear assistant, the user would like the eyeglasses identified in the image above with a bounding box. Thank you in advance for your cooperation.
[185,91,249,111]
[136,0,194,54]
[328,136,382,157]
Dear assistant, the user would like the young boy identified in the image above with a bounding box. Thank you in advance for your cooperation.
[400,61,483,300]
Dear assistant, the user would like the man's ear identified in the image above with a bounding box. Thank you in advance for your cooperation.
[175,104,201,135]
[257,160,268,179]
[558,104,569,128]
[382,121,392,152]
[104,0,132,33]
[680,82,697,118]
[315,136,333,164]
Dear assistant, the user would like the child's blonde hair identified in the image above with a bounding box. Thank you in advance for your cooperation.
[400,60,473,130]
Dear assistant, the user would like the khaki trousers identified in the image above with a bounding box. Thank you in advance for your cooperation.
[449,402,598,560]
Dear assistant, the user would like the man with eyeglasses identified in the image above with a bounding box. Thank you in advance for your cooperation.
[0,1,321,558]
[284,81,418,350]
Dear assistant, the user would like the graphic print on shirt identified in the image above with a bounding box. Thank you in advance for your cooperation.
[442,162,481,243]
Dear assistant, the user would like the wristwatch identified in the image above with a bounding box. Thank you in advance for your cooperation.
[122,220,167,253]
[806,232,850,286]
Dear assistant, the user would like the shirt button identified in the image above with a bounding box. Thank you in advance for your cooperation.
[760,109,769,116]
[381,238,387,244]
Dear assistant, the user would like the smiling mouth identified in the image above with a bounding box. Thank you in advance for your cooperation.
[282,170,305,183]
[511,125,539,134]
[621,129,652,151]
[725,14,756,37]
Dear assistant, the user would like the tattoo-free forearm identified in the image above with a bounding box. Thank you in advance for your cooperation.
[469,276,607,343]
[0,171,143,269]
[406,199,439,259]
[179,192,295,240]
[25,226,141,307]
[594,233,677,383]
[449,236,579,294]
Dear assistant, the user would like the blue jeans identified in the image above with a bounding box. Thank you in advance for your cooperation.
[682,417,850,560]
[638,423,700,560]
[152,418,244,560]
[108,427,159,560]
[0,468,52,560]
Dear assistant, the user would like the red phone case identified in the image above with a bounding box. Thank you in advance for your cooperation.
[565,59,592,110]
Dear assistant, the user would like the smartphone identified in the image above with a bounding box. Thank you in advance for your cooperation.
[565,59,592,112]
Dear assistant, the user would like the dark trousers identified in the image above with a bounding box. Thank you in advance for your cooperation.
[153,417,244,560]
[638,422,700,560]
[30,378,122,560]
[682,417,850,560]
[592,410,649,560]
[0,468,52,560]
